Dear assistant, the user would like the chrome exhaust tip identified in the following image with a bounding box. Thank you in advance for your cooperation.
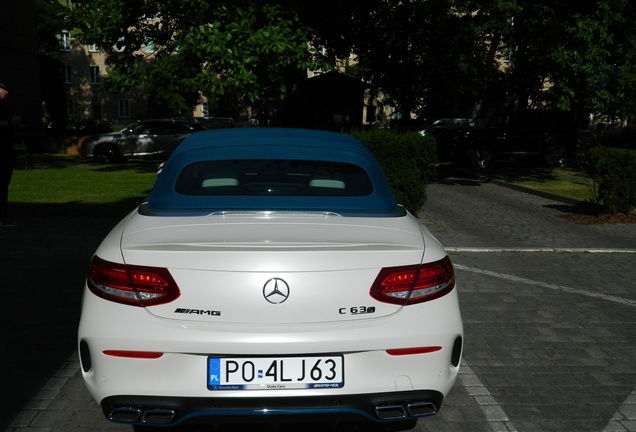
[375,404,407,420]
[375,401,437,420]
[142,408,176,424]
[108,407,141,423]
[108,407,176,425]
[406,401,437,417]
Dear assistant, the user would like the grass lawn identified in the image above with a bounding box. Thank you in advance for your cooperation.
[438,160,596,203]
[8,155,159,218]
[8,155,596,219]
[494,167,594,202]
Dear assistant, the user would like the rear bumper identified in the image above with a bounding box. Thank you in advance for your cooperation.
[102,390,443,427]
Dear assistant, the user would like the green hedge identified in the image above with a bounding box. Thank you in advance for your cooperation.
[352,129,437,214]
[597,126,636,150]
[583,146,636,215]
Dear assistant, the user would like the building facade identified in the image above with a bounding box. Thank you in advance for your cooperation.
[57,31,151,129]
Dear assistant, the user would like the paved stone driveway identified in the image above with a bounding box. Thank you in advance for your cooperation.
[416,177,636,432]
[1,171,635,432]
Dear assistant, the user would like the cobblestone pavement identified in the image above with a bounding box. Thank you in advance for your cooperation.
[1,169,635,432]
[416,176,636,432]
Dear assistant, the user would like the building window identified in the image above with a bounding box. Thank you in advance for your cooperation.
[502,47,513,63]
[89,66,101,85]
[144,38,156,54]
[67,99,74,117]
[64,66,72,84]
[87,43,98,52]
[115,37,126,53]
[59,31,71,51]
[118,100,131,118]
[200,101,209,117]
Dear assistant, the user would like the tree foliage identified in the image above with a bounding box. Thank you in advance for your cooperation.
[59,0,636,123]
[300,0,636,122]
[36,0,69,129]
[549,0,636,119]
[65,0,325,117]
[293,0,492,120]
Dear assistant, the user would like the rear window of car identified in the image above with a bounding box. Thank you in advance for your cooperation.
[174,159,374,197]
[143,129,404,216]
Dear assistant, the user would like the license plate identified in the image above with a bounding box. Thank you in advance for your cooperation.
[207,356,344,390]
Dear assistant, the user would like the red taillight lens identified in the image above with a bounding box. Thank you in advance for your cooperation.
[370,256,455,305]
[87,256,180,307]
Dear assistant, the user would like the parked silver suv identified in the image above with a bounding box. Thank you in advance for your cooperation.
[81,119,206,163]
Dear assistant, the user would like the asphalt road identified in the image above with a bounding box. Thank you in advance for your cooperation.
[1,166,635,432]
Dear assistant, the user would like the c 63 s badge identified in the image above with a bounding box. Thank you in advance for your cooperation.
[339,306,376,315]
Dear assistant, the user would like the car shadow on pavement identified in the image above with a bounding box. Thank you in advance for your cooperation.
[170,421,414,432]
[0,210,122,429]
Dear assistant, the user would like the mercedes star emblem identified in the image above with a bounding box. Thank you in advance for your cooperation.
[263,278,290,304]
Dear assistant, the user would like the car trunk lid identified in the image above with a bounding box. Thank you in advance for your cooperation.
[120,213,426,324]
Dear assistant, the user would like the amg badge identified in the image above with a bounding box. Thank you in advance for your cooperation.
[174,308,221,316]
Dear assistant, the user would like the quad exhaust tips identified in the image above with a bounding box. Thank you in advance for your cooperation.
[109,407,176,425]
[375,401,437,420]
[108,400,437,425]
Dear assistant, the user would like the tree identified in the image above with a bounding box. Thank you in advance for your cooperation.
[65,0,326,119]
[293,0,488,123]
[549,0,636,121]
[293,0,519,122]
[37,0,69,130]
[62,0,636,126]
[462,0,636,122]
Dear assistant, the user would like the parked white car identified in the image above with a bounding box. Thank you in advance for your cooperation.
[78,128,463,431]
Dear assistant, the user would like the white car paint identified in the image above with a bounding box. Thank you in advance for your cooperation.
[78,128,463,431]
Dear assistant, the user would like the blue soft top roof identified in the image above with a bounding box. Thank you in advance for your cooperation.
[142,128,403,216]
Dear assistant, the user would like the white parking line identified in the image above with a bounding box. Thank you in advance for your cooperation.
[602,389,636,431]
[447,247,636,254]
[455,257,636,431]
[454,264,636,308]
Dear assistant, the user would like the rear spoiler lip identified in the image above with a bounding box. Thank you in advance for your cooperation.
[137,203,408,218]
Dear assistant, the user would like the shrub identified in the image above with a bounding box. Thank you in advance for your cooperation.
[597,126,636,150]
[352,129,437,214]
[583,146,636,215]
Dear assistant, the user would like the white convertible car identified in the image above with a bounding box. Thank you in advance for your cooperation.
[78,128,463,431]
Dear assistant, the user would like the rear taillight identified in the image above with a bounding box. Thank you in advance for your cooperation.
[87,256,180,307]
[370,256,455,305]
